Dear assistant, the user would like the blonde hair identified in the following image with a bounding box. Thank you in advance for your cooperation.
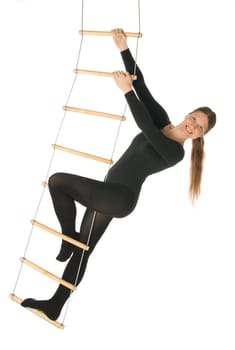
[189,107,216,203]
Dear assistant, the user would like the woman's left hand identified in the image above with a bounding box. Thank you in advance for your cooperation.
[112,71,133,94]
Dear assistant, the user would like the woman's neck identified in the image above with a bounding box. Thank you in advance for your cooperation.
[161,123,187,145]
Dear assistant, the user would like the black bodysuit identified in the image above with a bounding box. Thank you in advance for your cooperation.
[107,49,185,198]
[21,49,185,320]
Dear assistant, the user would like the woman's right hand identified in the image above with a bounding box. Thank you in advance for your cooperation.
[111,28,128,52]
[112,71,133,94]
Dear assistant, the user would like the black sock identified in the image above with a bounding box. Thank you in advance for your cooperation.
[21,285,71,321]
[56,232,80,262]
[21,298,61,321]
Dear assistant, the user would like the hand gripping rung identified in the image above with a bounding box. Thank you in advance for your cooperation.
[52,144,113,164]
[9,294,64,329]
[20,257,77,291]
[79,30,142,38]
[63,106,126,121]
[31,219,90,251]
[74,68,137,80]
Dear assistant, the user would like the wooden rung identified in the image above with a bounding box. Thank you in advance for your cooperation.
[52,144,113,165]
[63,106,126,121]
[20,257,76,291]
[31,219,89,251]
[79,30,143,38]
[9,293,64,329]
[74,68,137,80]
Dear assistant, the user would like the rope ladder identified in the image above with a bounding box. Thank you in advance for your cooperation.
[11,0,142,329]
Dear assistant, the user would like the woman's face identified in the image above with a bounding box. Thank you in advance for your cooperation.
[183,111,209,139]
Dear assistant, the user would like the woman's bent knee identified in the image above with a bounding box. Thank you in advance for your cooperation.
[48,172,66,190]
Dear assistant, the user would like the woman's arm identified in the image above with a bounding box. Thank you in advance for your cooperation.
[125,90,184,165]
[112,69,183,164]
[111,29,171,129]
[111,29,144,82]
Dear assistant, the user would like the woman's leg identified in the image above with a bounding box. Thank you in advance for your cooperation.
[48,172,134,261]
[22,209,113,320]
[21,173,135,320]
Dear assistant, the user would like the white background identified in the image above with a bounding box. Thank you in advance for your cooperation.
[1,0,235,349]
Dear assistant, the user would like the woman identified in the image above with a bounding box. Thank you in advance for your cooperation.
[21,29,216,320]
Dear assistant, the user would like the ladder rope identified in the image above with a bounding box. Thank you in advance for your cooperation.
[12,0,86,297]
[12,0,142,327]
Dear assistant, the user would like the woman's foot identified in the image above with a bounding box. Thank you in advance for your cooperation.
[56,232,80,262]
[21,298,61,321]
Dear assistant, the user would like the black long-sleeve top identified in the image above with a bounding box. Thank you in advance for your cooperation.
[106,49,185,200]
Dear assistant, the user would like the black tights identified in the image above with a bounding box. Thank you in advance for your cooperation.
[22,172,136,320]
[49,172,136,260]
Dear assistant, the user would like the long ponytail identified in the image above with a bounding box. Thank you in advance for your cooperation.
[189,107,216,203]
[189,137,205,202]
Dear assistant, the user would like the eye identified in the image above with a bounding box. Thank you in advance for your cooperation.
[191,116,196,121]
